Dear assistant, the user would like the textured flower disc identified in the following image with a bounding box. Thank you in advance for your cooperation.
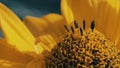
[45,21,120,68]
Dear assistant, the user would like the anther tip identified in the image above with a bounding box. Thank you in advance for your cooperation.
[74,20,79,28]
[91,20,95,32]
[80,28,83,36]
[71,26,74,34]
[83,20,86,30]
[64,25,70,32]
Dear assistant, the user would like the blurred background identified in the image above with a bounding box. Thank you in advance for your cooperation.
[0,0,61,37]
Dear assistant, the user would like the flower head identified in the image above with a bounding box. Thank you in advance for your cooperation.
[0,0,120,68]
[23,0,120,68]
[45,21,120,68]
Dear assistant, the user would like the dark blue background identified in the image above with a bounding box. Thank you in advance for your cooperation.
[0,0,60,37]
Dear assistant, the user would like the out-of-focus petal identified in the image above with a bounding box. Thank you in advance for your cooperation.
[0,59,25,68]
[93,0,120,43]
[26,59,45,68]
[61,0,95,28]
[0,3,44,55]
[24,13,67,42]
[0,39,34,64]
[26,54,46,68]
[35,34,57,52]
[61,0,74,25]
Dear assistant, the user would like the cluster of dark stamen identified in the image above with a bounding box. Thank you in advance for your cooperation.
[64,20,95,35]
[45,20,120,68]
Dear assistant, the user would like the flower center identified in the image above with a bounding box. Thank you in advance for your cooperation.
[45,20,120,68]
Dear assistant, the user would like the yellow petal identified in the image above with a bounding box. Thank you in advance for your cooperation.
[35,34,56,52]
[61,0,95,28]
[0,59,26,68]
[24,14,67,41]
[26,59,45,68]
[0,39,34,64]
[26,54,45,68]
[61,0,74,24]
[61,0,120,43]
[0,3,44,54]
[93,0,120,43]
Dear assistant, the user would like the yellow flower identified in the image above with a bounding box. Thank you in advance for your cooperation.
[0,0,120,67]
[24,0,120,67]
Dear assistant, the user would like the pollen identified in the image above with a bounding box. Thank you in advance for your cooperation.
[45,20,120,68]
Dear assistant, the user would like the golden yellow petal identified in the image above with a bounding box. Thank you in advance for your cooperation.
[35,34,56,52]
[61,0,120,43]
[93,0,120,43]
[24,13,67,41]
[61,0,74,24]
[0,60,25,68]
[26,54,45,68]
[61,0,95,28]
[0,3,35,44]
[0,39,34,64]
[23,16,48,37]
[0,3,44,54]
[26,59,44,68]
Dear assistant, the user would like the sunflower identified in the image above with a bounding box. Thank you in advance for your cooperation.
[0,0,120,68]
[24,0,120,68]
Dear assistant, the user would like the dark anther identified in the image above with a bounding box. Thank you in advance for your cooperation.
[71,26,74,34]
[80,28,83,36]
[83,20,86,30]
[74,20,79,28]
[90,20,95,32]
[64,25,70,32]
